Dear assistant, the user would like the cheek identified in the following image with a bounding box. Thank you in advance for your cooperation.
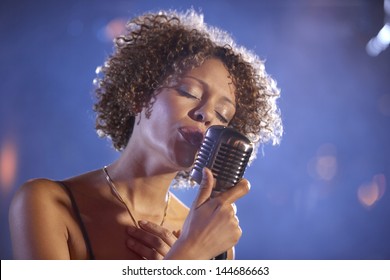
[151,93,190,124]
[148,98,177,127]
[151,98,197,168]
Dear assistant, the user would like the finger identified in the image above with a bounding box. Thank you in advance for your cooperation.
[138,220,176,247]
[173,230,181,238]
[126,236,164,260]
[231,203,237,214]
[216,178,251,204]
[127,223,172,257]
[193,168,214,208]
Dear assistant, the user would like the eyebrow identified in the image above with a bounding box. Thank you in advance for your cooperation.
[183,75,236,108]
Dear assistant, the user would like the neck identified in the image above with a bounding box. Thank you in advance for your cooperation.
[105,147,178,212]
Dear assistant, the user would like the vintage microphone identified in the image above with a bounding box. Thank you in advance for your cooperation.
[190,125,253,259]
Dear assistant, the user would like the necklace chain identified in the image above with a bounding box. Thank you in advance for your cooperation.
[102,166,170,228]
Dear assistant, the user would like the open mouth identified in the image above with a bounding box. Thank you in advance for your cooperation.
[178,127,204,148]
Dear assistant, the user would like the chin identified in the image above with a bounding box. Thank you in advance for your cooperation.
[176,153,198,171]
[172,144,198,169]
[176,156,196,170]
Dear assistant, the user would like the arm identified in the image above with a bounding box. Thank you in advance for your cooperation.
[165,168,249,259]
[125,168,249,260]
[126,221,236,260]
[9,179,71,259]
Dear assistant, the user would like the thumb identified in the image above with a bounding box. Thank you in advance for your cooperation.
[193,168,214,208]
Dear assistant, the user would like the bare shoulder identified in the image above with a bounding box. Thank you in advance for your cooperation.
[9,178,73,232]
[10,178,69,211]
[9,178,76,259]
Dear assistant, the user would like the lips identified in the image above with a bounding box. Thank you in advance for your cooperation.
[178,127,204,148]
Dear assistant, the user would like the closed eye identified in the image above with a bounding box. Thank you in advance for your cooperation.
[216,112,229,124]
[176,87,230,124]
[177,89,200,100]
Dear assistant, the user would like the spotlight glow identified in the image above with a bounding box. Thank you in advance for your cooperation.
[357,174,387,209]
[366,24,390,56]
[307,143,338,181]
[105,18,127,41]
[0,138,18,194]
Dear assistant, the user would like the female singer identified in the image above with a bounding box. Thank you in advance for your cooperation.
[9,9,282,259]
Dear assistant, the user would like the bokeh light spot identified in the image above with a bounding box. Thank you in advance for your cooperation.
[104,18,127,41]
[0,137,18,194]
[307,143,338,181]
[357,174,387,209]
[316,155,338,181]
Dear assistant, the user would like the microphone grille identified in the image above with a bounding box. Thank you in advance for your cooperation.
[190,125,253,192]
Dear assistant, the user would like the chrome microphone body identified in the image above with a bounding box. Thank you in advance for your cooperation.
[190,125,253,260]
[190,125,253,193]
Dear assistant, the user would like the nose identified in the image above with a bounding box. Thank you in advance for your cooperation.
[193,104,212,126]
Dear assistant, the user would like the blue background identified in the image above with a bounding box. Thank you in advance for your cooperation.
[1,0,389,259]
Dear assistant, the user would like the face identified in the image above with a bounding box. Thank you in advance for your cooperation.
[132,58,236,171]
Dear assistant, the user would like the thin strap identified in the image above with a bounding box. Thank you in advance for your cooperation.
[56,181,95,260]
[212,251,228,260]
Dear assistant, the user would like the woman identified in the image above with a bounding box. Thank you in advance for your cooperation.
[9,9,282,260]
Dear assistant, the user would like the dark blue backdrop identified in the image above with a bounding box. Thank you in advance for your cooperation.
[1,0,389,259]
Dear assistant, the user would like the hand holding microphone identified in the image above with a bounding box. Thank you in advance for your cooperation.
[191,125,253,259]
[165,167,250,260]
[165,126,252,260]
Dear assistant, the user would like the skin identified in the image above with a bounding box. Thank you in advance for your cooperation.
[9,58,251,260]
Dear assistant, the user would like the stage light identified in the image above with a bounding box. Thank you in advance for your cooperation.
[366,0,390,56]
[366,23,390,56]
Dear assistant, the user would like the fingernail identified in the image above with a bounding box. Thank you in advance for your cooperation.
[202,168,209,181]
[139,220,148,226]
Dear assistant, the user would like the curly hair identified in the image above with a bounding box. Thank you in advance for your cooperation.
[93,9,282,187]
